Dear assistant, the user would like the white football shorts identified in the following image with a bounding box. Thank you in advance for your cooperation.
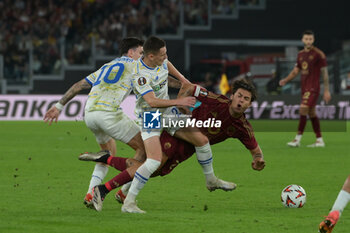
[84,110,140,144]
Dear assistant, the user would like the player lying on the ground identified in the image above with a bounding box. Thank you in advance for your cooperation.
[79,79,266,211]
[319,174,350,233]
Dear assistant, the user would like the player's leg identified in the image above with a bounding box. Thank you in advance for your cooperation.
[287,103,309,147]
[83,112,115,207]
[116,152,169,204]
[319,175,350,233]
[91,158,141,211]
[174,127,236,191]
[122,134,162,213]
[307,106,325,147]
[97,111,146,202]
[116,130,146,202]
[79,149,144,208]
[126,132,146,162]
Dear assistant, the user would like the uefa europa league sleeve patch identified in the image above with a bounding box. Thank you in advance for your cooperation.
[138,77,147,86]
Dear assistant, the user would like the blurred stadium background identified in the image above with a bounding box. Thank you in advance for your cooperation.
[0,0,349,121]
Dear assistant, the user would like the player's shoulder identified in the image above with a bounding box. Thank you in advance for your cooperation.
[312,47,326,58]
[112,56,134,63]
[298,48,306,54]
[206,91,231,104]
[162,59,169,69]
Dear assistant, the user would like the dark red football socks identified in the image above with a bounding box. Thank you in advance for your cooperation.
[107,156,127,171]
[310,116,322,138]
[105,170,132,191]
[297,115,307,134]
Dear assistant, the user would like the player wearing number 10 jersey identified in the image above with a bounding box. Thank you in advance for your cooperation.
[44,37,146,208]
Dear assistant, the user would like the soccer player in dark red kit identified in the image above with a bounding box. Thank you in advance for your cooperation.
[279,30,331,147]
[158,78,265,176]
[79,79,265,211]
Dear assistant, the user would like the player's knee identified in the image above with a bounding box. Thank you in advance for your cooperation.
[193,134,209,147]
[308,108,316,118]
[308,112,316,118]
[299,107,308,116]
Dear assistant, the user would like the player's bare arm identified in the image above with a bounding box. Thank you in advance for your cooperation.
[176,83,197,114]
[43,79,91,125]
[250,145,265,171]
[167,61,191,84]
[59,79,92,105]
[279,66,300,86]
[321,66,331,103]
[177,83,196,98]
[143,91,196,108]
[168,76,182,89]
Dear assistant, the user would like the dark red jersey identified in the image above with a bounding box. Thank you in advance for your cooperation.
[193,91,258,150]
[296,46,327,93]
[158,90,258,176]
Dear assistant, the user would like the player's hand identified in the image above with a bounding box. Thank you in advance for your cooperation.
[279,79,287,86]
[43,106,61,125]
[323,90,331,104]
[177,96,196,107]
[251,157,265,171]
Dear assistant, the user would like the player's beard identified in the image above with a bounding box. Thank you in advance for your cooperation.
[304,44,313,50]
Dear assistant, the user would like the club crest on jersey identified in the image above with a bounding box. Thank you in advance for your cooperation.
[302,61,308,70]
[138,77,147,86]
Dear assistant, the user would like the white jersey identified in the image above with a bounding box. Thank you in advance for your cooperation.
[85,56,137,112]
[132,59,169,118]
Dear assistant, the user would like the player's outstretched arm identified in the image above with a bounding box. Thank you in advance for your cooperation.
[167,61,191,84]
[143,91,196,108]
[43,79,91,125]
[177,83,196,98]
[321,66,331,103]
[176,83,198,114]
[250,145,265,171]
[168,76,182,89]
[279,67,300,86]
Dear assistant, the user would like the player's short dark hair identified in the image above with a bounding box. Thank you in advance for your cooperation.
[119,37,144,55]
[302,30,314,37]
[143,36,166,55]
[231,79,257,102]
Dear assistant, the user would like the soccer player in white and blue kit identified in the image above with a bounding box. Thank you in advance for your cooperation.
[121,36,236,213]
[44,38,146,207]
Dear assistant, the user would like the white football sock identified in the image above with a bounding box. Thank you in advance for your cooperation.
[121,182,132,195]
[195,143,216,183]
[87,163,108,194]
[125,159,161,203]
[295,134,302,142]
[317,137,324,143]
[331,190,350,216]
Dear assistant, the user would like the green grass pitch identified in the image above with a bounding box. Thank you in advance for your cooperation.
[0,120,349,233]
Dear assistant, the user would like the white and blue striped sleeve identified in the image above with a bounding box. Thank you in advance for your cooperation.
[85,70,99,86]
